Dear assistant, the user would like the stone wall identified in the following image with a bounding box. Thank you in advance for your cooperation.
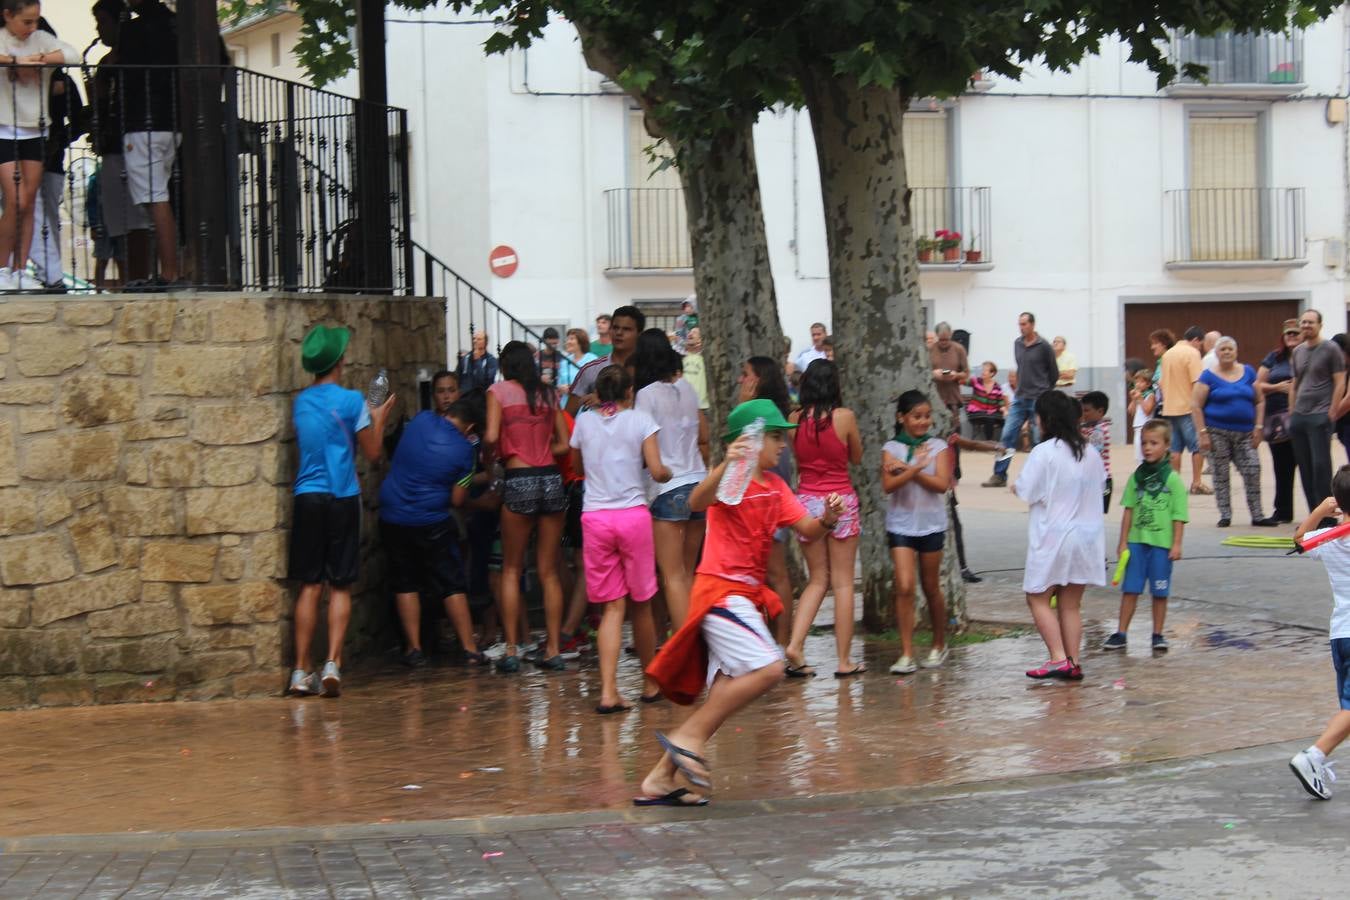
[0,294,446,708]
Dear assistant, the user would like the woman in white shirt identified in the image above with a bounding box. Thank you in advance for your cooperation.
[0,0,78,290]
[634,328,709,630]
[1013,391,1106,681]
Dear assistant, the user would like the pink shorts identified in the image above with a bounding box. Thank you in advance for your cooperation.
[796,491,862,541]
[581,506,658,603]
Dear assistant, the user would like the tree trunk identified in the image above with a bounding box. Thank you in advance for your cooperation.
[800,69,966,632]
[677,121,785,435]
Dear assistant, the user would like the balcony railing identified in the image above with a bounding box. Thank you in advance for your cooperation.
[604,188,692,271]
[12,63,412,294]
[910,187,993,266]
[1167,31,1303,92]
[1163,187,1306,266]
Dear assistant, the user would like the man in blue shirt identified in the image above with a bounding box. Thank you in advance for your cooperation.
[288,325,395,698]
[379,396,484,668]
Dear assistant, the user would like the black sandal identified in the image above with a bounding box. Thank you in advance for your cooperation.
[656,731,712,790]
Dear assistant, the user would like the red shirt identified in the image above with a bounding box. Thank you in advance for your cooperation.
[489,381,556,468]
[697,471,807,585]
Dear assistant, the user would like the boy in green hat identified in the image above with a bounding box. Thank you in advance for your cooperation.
[638,399,844,806]
[288,324,396,697]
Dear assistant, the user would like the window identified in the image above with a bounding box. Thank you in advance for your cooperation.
[270,33,282,68]
[903,110,951,247]
[1188,113,1261,260]
[616,108,689,268]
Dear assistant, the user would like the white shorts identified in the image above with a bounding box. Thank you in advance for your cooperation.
[702,595,784,686]
[123,131,181,205]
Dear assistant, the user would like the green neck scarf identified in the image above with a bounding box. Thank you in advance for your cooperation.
[894,429,930,462]
[1133,457,1171,497]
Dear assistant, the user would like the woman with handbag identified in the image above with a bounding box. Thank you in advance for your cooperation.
[1257,319,1302,524]
[1192,336,1279,528]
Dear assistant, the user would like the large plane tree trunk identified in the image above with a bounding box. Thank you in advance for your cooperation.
[800,69,966,631]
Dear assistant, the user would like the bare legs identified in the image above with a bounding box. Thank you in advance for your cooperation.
[293,582,352,670]
[0,159,42,273]
[499,508,566,659]
[891,548,947,659]
[596,598,660,708]
[785,535,861,672]
[1026,584,1085,663]
[1118,593,1168,637]
[768,541,793,644]
[654,520,694,628]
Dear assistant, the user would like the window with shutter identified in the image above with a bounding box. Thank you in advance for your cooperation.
[903,111,951,245]
[623,108,688,268]
[1188,114,1261,260]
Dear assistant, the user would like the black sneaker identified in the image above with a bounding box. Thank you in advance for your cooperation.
[402,648,429,668]
[1152,633,1169,652]
[496,654,521,674]
[960,568,983,584]
[531,654,566,671]
[1102,632,1127,650]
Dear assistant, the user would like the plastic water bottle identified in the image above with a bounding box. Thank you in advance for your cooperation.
[366,368,390,408]
[717,418,764,506]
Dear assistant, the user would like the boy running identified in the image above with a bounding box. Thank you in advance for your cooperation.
[1103,419,1186,653]
[1289,466,1350,799]
[638,399,843,806]
[288,325,395,697]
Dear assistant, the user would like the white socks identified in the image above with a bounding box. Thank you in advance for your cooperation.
[1307,746,1328,765]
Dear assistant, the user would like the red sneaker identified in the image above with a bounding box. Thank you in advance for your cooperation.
[1025,659,1073,679]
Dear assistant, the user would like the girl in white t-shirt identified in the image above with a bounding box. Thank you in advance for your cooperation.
[570,364,671,713]
[634,328,709,630]
[1012,391,1106,681]
[881,390,953,675]
[1127,369,1156,463]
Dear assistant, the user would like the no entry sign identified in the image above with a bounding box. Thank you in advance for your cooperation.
[489,245,519,278]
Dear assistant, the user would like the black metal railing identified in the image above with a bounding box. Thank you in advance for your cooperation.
[4,63,411,294]
[1164,187,1306,263]
[1170,30,1303,86]
[604,187,692,270]
[407,240,575,387]
[910,187,992,265]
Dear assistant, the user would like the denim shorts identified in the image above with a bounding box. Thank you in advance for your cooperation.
[1121,541,1172,598]
[649,482,706,523]
[887,530,945,553]
[1165,414,1199,454]
[1332,638,1350,710]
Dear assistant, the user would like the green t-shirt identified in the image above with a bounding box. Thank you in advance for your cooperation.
[591,342,613,358]
[1120,469,1189,548]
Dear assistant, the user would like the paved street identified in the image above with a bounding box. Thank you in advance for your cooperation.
[0,444,1344,896]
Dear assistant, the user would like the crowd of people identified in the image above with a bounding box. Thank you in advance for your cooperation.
[284,303,1350,805]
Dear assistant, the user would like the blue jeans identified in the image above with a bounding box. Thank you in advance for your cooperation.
[994,397,1039,478]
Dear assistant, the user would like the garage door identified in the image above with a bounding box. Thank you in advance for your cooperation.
[1123,298,1301,369]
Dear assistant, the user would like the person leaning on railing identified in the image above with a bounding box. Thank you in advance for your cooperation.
[0,0,78,292]
[30,16,85,293]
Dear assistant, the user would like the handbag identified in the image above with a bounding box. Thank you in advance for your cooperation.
[1263,410,1291,444]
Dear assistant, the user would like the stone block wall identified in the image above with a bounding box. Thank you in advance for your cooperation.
[0,294,446,708]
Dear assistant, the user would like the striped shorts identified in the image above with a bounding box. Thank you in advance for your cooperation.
[703,595,784,686]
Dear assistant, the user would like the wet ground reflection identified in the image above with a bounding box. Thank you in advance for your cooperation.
[0,605,1328,838]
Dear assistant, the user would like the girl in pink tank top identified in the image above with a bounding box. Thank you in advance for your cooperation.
[783,360,865,677]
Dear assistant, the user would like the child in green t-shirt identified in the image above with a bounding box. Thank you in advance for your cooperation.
[1103,419,1188,653]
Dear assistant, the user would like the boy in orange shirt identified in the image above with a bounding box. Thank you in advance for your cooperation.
[637,400,843,806]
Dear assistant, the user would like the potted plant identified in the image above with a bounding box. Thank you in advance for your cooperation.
[965,234,982,264]
[935,229,962,262]
[916,236,937,263]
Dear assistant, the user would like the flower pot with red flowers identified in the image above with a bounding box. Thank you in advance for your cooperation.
[935,229,962,262]
[916,236,937,263]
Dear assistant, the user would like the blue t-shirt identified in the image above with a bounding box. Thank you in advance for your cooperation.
[1199,365,1258,431]
[292,383,371,498]
[378,411,476,526]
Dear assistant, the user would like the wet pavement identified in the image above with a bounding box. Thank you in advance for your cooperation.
[0,442,1343,896]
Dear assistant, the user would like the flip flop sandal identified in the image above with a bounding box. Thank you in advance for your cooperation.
[1190,484,1213,495]
[656,731,712,790]
[595,703,633,715]
[632,788,708,807]
[833,664,867,678]
[785,662,816,678]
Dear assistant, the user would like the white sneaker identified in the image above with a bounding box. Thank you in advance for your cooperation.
[921,647,949,668]
[889,655,918,675]
[0,268,16,291]
[320,660,341,697]
[1290,750,1336,800]
[288,668,317,696]
[482,642,507,661]
[14,270,43,291]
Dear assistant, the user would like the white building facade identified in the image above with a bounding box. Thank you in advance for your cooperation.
[360,10,1350,413]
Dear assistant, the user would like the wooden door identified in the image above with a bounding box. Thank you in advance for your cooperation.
[1123,298,1301,370]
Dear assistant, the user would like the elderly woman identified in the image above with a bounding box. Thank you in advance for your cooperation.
[1256,319,1302,523]
[1191,336,1278,528]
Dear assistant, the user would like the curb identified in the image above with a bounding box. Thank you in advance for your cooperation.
[0,738,1312,854]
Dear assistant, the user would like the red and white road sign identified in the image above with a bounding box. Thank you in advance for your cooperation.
[489,245,519,278]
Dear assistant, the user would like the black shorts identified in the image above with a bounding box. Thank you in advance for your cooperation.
[502,465,566,516]
[380,518,467,599]
[288,493,361,585]
[887,530,945,553]
[0,138,43,165]
[563,480,585,549]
